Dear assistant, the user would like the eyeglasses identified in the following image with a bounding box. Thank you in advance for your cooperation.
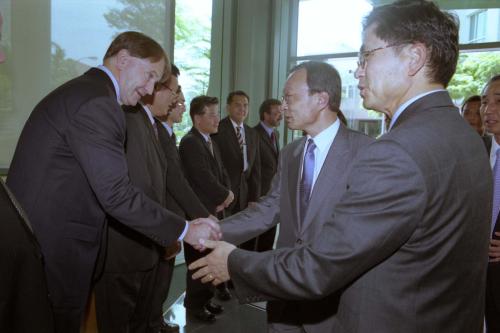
[357,42,409,69]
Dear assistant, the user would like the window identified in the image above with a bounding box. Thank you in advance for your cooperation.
[468,10,487,43]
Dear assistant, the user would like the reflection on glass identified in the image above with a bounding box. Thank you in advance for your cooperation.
[297,0,372,56]
[450,8,500,44]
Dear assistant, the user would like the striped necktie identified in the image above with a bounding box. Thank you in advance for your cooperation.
[236,125,244,151]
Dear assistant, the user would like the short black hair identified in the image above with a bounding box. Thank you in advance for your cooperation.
[259,99,282,121]
[363,0,459,87]
[190,95,219,123]
[227,90,249,105]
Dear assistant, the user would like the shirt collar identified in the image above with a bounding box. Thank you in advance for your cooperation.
[491,137,500,168]
[161,121,173,136]
[230,118,244,130]
[389,89,446,130]
[260,121,274,137]
[306,119,340,153]
[195,128,211,142]
[97,65,121,104]
[140,103,155,125]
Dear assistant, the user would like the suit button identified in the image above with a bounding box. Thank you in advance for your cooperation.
[296,239,302,245]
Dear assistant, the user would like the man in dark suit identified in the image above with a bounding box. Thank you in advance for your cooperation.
[212,90,261,254]
[0,11,54,333]
[179,96,234,323]
[481,74,500,332]
[191,2,491,332]
[253,98,282,252]
[6,31,219,333]
[209,62,373,333]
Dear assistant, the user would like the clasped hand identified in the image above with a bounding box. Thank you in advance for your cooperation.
[184,217,222,251]
[188,239,236,286]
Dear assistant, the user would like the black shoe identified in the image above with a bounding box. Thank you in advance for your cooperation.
[205,301,224,315]
[216,286,232,301]
[159,322,180,333]
[187,308,216,323]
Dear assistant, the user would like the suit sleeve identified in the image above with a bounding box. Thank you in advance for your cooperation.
[164,142,210,219]
[66,97,186,247]
[228,140,427,302]
[179,136,229,206]
[221,152,281,245]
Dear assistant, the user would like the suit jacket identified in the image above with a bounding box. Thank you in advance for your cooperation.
[104,104,167,272]
[254,123,280,196]
[0,180,54,332]
[179,127,231,215]
[227,91,491,332]
[156,124,210,220]
[221,123,373,332]
[6,68,186,310]
[212,117,261,211]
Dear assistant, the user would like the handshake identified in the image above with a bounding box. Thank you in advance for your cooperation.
[184,215,223,251]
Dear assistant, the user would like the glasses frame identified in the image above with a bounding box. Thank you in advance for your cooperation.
[357,42,410,69]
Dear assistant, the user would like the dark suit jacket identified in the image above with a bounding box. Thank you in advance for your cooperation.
[157,124,209,220]
[6,68,186,310]
[104,104,167,272]
[221,123,373,332]
[0,180,54,333]
[228,91,491,332]
[179,127,231,215]
[212,117,261,211]
[254,123,279,196]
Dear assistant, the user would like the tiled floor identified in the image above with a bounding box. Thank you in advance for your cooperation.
[163,263,267,333]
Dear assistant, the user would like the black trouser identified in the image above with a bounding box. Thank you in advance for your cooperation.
[486,264,500,333]
[149,257,175,329]
[183,243,214,310]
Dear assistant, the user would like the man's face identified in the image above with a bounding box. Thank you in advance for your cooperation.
[481,80,500,136]
[462,100,483,135]
[118,51,165,106]
[169,91,186,124]
[354,24,410,116]
[0,14,5,63]
[150,75,178,117]
[227,95,248,124]
[282,68,320,132]
[195,104,220,135]
[263,104,283,128]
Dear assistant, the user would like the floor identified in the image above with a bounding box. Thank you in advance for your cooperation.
[163,264,267,333]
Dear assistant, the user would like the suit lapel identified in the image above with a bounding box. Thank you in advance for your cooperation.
[222,117,243,158]
[300,125,350,235]
[289,137,306,231]
[257,124,278,157]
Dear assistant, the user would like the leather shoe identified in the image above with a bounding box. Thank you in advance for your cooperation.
[187,308,216,323]
[159,321,179,333]
[205,301,224,315]
[216,286,232,301]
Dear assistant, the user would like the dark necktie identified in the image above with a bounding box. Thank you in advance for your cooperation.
[171,132,177,145]
[492,150,500,236]
[270,131,277,153]
[207,137,214,156]
[236,126,244,151]
[152,122,159,140]
[299,138,316,223]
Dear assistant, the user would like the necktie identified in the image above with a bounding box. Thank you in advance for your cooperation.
[271,131,277,153]
[492,150,500,236]
[171,132,177,146]
[152,122,159,140]
[299,138,316,223]
[207,137,214,156]
[236,126,244,151]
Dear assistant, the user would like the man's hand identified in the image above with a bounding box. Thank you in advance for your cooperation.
[224,190,234,208]
[489,232,500,262]
[188,239,236,286]
[184,218,222,251]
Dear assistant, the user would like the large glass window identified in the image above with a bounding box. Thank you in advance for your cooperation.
[173,0,212,142]
[0,0,212,170]
[291,0,500,140]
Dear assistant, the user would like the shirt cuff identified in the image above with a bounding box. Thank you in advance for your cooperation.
[178,221,189,241]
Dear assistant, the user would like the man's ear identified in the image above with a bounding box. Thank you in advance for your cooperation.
[407,43,427,77]
[317,91,329,110]
[115,49,131,71]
